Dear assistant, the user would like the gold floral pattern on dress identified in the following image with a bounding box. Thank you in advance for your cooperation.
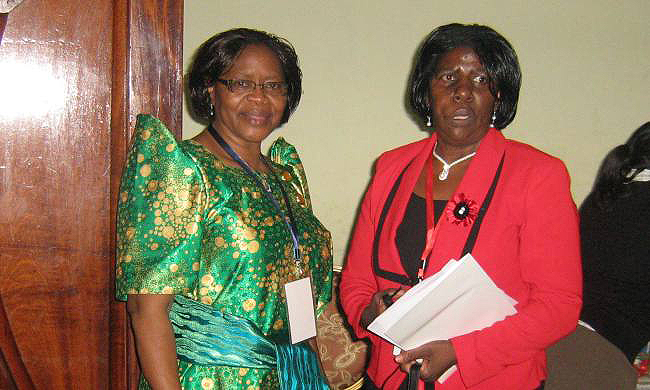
[117,115,332,390]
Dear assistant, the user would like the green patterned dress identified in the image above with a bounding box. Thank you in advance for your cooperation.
[115,115,333,390]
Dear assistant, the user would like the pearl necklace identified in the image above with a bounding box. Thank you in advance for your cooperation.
[432,147,476,180]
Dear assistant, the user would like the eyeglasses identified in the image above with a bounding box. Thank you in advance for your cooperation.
[216,79,289,96]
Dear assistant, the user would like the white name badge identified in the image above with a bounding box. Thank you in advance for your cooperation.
[284,277,317,344]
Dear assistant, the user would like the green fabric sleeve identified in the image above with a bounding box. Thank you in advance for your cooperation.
[115,114,204,300]
[268,137,312,210]
[268,137,332,317]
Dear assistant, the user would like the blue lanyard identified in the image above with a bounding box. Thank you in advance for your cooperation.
[207,124,302,264]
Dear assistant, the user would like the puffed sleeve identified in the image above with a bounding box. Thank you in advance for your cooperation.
[115,115,205,301]
[269,137,312,210]
[268,137,333,317]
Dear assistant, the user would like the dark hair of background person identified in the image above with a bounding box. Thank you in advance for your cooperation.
[408,23,521,130]
[188,28,302,125]
[592,121,650,205]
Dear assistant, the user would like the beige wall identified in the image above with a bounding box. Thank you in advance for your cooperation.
[183,1,650,267]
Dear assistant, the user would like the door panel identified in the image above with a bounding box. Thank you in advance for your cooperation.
[0,293,34,389]
[0,0,182,388]
[111,2,183,388]
[0,13,7,43]
[0,0,112,388]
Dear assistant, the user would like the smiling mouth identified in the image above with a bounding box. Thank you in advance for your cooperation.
[243,112,271,124]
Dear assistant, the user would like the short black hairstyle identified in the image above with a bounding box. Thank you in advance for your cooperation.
[409,23,521,130]
[188,28,302,125]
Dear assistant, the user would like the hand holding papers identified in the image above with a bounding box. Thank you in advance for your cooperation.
[367,253,517,382]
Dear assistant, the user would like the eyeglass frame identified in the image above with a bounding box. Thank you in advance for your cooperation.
[216,78,289,96]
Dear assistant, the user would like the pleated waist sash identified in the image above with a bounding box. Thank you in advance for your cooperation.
[169,295,329,390]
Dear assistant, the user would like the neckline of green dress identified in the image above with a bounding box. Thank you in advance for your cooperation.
[184,139,276,177]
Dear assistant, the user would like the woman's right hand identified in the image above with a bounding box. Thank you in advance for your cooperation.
[360,288,405,328]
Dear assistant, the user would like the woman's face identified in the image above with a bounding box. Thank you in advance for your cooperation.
[210,44,287,147]
[429,46,496,151]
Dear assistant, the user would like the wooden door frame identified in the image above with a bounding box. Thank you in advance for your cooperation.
[109,1,183,388]
[0,13,7,43]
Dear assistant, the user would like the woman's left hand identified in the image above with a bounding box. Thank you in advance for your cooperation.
[394,340,457,382]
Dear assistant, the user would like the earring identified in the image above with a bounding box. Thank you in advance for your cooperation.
[426,115,432,127]
[490,110,497,128]
[208,103,215,118]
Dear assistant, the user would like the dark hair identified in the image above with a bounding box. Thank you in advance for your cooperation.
[187,28,302,124]
[408,23,521,130]
[593,122,650,205]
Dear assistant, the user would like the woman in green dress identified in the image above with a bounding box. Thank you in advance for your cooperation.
[115,28,332,390]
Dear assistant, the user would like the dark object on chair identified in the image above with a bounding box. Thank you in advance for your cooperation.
[545,326,637,390]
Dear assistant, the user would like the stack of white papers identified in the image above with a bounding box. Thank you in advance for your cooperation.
[368,253,517,382]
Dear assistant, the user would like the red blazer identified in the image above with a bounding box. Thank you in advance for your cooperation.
[340,129,582,389]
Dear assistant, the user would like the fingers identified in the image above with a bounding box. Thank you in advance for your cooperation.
[381,290,397,307]
[397,358,416,374]
[380,287,404,308]
[363,287,405,328]
[394,344,426,365]
[375,288,398,310]
[396,350,432,381]
[361,288,397,328]
[394,341,457,382]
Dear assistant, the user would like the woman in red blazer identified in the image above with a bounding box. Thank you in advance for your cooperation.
[340,24,581,390]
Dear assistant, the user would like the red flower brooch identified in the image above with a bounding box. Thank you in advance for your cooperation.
[446,193,478,226]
